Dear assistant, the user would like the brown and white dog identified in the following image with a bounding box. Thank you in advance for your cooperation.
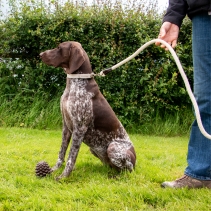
[40,41,136,180]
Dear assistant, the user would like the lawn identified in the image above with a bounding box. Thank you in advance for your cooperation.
[0,128,210,211]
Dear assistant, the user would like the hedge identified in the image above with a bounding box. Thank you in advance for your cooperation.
[0,1,193,128]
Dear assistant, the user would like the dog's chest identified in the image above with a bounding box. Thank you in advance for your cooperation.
[61,79,94,130]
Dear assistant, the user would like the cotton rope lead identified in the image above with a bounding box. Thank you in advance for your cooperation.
[100,38,211,140]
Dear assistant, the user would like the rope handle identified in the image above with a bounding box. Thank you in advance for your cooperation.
[100,39,211,140]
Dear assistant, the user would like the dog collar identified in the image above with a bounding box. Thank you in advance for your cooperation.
[67,73,95,79]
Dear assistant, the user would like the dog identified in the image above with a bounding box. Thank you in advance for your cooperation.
[40,41,136,180]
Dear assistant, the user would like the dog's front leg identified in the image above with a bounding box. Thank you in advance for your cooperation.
[52,123,72,172]
[56,126,87,180]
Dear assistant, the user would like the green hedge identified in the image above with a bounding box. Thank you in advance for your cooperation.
[0,1,193,128]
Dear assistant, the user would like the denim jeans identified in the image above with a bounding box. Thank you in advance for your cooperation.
[184,14,211,180]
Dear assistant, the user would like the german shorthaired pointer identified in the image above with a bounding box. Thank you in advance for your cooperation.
[40,41,136,180]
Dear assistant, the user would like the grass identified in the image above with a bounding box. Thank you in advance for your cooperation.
[127,109,194,136]
[0,127,210,211]
[0,94,62,130]
[0,93,194,136]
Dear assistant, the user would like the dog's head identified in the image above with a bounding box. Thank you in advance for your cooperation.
[40,41,92,74]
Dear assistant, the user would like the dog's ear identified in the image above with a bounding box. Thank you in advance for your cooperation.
[68,42,85,73]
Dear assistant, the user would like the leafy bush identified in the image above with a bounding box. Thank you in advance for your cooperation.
[0,0,193,129]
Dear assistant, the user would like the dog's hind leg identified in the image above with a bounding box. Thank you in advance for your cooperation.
[90,148,111,165]
[52,123,72,172]
[107,141,136,172]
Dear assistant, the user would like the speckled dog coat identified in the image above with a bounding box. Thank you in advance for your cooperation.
[40,41,136,180]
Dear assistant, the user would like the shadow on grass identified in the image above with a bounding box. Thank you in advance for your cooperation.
[38,161,132,184]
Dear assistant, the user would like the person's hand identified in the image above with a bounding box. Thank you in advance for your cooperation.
[155,22,179,50]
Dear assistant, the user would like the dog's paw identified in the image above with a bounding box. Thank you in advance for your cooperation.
[52,160,64,171]
[55,175,63,182]
[55,173,67,181]
[55,176,62,181]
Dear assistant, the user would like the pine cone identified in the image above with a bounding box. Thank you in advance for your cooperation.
[35,161,52,177]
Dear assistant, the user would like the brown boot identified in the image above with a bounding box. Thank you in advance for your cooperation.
[161,175,211,189]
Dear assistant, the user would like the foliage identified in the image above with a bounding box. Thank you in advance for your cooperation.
[0,0,193,129]
[1,128,211,210]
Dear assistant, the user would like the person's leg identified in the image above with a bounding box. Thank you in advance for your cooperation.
[162,14,211,188]
[185,14,211,181]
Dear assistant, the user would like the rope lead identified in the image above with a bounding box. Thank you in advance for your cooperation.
[100,39,211,140]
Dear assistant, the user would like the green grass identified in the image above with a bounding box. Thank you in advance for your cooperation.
[0,128,210,211]
[0,94,194,136]
[127,109,194,136]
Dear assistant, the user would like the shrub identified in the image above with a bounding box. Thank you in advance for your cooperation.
[0,0,193,129]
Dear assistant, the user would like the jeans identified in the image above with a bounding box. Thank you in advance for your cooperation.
[184,14,211,180]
